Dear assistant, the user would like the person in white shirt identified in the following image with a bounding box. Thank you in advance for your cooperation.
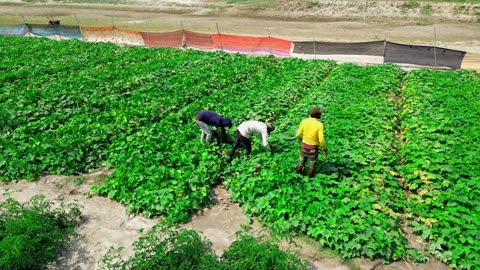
[228,121,275,162]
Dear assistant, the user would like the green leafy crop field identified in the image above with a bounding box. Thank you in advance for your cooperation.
[1,36,479,269]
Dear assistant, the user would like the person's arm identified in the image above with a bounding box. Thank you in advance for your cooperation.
[295,121,304,141]
[318,123,327,158]
[260,125,272,151]
[220,125,227,138]
[211,116,222,137]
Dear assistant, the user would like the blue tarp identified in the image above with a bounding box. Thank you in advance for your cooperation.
[0,24,28,36]
[27,24,59,36]
[57,25,82,39]
[27,24,82,39]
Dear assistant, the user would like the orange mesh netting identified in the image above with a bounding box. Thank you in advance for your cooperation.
[461,53,480,72]
[211,34,291,57]
[80,27,116,43]
[141,31,184,48]
[184,31,213,50]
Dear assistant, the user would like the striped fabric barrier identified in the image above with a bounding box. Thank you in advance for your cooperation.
[0,23,478,71]
[211,33,291,57]
[113,28,144,46]
[80,26,116,43]
[80,27,143,45]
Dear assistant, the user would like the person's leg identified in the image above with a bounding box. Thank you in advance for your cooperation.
[206,129,214,142]
[196,120,213,143]
[307,149,319,178]
[296,147,307,174]
[243,137,252,156]
[228,131,242,161]
[197,120,213,142]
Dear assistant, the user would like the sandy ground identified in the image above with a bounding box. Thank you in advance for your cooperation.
[0,168,452,270]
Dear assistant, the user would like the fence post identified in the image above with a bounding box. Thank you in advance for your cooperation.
[181,21,186,49]
[265,27,273,55]
[110,16,118,45]
[383,33,386,64]
[216,23,223,51]
[57,23,61,41]
[434,26,437,67]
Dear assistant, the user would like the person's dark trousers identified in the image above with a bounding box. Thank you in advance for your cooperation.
[228,130,252,161]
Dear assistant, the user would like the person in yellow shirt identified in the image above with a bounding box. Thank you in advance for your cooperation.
[295,106,328,178]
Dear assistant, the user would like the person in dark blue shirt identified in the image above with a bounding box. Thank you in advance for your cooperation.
[195,110,232,143]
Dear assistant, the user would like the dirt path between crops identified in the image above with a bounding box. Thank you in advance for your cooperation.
[0,168,451,270]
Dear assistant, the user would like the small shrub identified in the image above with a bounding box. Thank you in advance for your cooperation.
[99,224,308,270]
[221,230,308,270]
[401,2,420,10]
[0,195,82,270]
[307,1,319,9]
[422,4,433,14]
[99,223,220,270]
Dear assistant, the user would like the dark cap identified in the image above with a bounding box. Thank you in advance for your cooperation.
[266,123,275,132]
[222,118,232,128]
[309,106,325,116]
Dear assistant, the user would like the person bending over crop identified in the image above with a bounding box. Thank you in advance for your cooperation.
[228,121,275,162]
[196,110,232,143]
[295,106,328,178]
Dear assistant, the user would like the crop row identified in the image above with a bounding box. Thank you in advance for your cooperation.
[399,69,480,269]
[1,37,270,179]
[224,63,425,262]
[1,36,479,268]
[94,56,336,222]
